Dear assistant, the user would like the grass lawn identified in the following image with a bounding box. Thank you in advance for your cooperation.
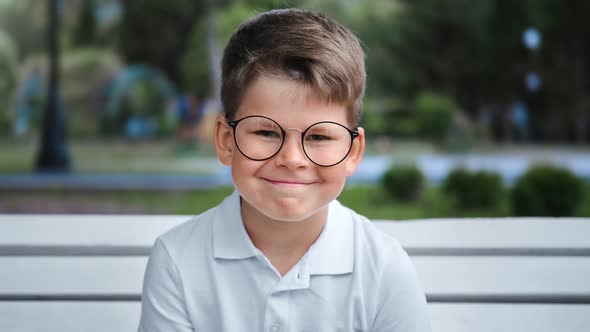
[3,184,590,219]
[0,138,433,174]
[2,138,590,219]
[0,139,220,174]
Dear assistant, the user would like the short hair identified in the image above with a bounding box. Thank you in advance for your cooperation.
[220,8,366,127]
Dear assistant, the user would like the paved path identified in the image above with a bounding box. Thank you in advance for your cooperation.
[354,152,590,184]
[1,152,590,190]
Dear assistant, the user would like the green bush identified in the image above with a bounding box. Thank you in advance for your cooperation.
[381,164,425,201]
[415,92,455,142]
[442,167,504,210]
[511,164,585,217]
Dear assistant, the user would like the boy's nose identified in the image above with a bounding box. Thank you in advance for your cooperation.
[274,132,308,168]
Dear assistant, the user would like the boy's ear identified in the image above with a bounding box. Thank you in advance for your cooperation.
[214,114,234,166]
[345,127,365,176]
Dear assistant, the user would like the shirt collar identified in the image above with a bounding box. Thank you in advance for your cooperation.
[212,190,259,259]
[212,190,356,275]
[307,199,355,275]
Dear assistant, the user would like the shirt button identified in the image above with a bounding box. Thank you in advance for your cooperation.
[270,323,281,332]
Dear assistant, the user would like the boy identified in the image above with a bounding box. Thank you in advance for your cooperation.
[139,8,431,332]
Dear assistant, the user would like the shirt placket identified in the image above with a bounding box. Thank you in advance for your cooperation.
[263,253,311,332]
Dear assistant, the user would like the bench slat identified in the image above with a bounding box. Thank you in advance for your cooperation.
[0,215,185,250]
[1,302,589,332]
[428,303,590,332]
[375,218,590,250]
[0,302,140,332]
[2,216,590,255]
[2,256,589,301]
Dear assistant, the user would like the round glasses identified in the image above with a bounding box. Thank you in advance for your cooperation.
[227,115,359,167]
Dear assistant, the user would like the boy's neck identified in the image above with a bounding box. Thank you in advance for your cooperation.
[240,198,328,276]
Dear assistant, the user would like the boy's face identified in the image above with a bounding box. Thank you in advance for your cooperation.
[215,75,365,223]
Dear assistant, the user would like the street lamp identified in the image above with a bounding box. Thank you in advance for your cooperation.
[36,0,71,172]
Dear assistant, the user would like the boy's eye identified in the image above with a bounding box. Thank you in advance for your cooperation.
[306,134,331,142]
[254,130,281,138]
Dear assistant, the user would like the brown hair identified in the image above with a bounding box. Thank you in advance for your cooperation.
[220,8,366,127]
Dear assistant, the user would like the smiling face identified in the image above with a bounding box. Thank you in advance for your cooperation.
[215,75,365,224]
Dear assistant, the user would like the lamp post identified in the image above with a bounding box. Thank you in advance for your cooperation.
[36,0,70,172]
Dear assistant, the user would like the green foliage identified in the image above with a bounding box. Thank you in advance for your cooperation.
[511,164,585,217]
[361,97,417,138]
[442,167,504,210]
[119,0,207,83]
[182,1,258,97]
[73,0,98,47]
[414,92,455,142]
[381,164,425,201]
[60,48,122,138]
[16,48,123,138]
[444,111,475,152]
[0,29,18,135]
[0,0,45,61]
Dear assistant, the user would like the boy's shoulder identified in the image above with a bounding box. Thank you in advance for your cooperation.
[336,201,400,244]
[333,200,406,261]
[154,192,239,260]
[337,202,417,292]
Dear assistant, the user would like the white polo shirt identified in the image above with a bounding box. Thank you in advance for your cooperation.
[138,191,431,332]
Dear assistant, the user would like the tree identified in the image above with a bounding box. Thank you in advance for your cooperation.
[118,0,208,85]
[0,30,18,135]
[73,0,97,46]
[354,0,590,142]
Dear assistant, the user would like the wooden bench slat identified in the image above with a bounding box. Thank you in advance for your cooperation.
[375,218,590,250]
[428,303,590,332]
[0,257,147,296]
[0,215,184,249]
[2,256,589,300]
[2,216,589,253]
[1,302,589,332]
[0,302,140,332]
[415,256,590,298]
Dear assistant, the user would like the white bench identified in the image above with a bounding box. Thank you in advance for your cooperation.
[1,215,589,332]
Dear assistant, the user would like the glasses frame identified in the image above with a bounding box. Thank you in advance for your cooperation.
[227,115,359,167]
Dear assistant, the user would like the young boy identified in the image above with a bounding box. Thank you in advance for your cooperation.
[139,8,431,332]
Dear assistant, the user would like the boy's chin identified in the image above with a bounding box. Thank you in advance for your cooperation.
[266,213,314,223]
[246,201,329,224]
[258,207,321,223]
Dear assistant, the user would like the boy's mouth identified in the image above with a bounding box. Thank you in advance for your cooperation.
[261,177,315,186]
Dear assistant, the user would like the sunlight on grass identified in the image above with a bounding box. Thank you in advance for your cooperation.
[0,140,220,174]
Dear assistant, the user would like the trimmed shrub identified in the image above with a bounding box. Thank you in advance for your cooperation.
[381,164,425,201]
[442,167,504,210]
[415,92,455,142]
[511,164,585,217]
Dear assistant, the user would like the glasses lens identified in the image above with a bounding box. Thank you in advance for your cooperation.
[303,122,353,166]
[234,116,283,160]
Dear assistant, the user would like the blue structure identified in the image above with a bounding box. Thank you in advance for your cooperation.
[103,64,178,138]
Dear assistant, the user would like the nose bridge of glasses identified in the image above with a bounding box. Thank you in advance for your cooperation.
[274,127,308,163]
[284,127,304,134]
[281,127,305,149]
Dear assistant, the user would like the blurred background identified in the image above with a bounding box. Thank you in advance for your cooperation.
[1,0,589,219]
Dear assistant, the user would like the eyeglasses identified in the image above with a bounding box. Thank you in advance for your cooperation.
[227,115,359,167]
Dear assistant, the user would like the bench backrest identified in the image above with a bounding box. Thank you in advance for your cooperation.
[1,215,589,332]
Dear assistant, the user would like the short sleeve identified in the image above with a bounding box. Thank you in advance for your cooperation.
[138,239,194,332]
[371,246,432,332]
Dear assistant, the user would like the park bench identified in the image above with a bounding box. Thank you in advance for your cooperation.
[1,215,589,331]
